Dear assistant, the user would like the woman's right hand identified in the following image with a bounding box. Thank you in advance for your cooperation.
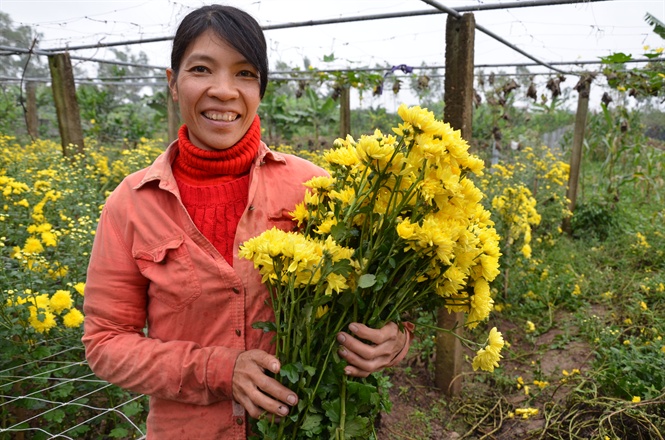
[232,349,298,419]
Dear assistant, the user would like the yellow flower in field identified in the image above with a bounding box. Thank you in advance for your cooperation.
[571,284,581,296]
[396,218,416,240]
[533,380,548,389]
[28,306,57,333]
[526,320,536,333]
[17,199,30,208]
[623,340,631,346]
[50,290,73,314]
[640,301,647,311]
[520,244,532,259]
[632,396,641,403]
[73,282,86,296]
[472,327,504,372]
[41,231,57,247]
[48,264,68,279]
[23,237,44,254]
[63,308,85,328]
[624,318,633,325]
[635,232,650,249]
[515,408,538,419]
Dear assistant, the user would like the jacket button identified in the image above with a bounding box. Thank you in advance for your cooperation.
[235,329,242,336]
[236,417,243,425]
[232,287,240,294]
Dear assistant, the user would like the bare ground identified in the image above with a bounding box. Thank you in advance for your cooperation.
[376,311,596,439]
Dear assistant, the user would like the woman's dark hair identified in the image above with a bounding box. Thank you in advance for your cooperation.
[171,5,268,98]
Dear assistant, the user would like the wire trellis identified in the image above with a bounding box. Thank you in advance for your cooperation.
[0,345,147,439]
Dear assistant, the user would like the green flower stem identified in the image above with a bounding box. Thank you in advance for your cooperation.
[338,374,347,440]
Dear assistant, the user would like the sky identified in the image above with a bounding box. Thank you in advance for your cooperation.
[1,0,664,109]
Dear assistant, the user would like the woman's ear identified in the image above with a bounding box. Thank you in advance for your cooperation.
[166,68,178,102]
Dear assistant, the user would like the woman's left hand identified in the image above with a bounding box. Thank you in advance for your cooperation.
[336,322,408,378]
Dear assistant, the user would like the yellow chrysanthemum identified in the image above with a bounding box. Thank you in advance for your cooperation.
[23,237,44,254]
[472,327,504,372]
[324,143,360,167]
[41,231,58,247]
[325,273,348,296]
[289,202,310,227]
[73,282,86,296]
[50,290,73,314]
[28,307,57,333]
[63,308,85,328]
[315,305,329,319]
[466,278,493,328]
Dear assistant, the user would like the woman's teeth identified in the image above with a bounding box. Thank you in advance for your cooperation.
[203,112,238,121]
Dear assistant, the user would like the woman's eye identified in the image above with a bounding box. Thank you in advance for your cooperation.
[239,69,258,78]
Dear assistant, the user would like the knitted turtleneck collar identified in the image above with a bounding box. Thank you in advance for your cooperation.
[173,115,261,185]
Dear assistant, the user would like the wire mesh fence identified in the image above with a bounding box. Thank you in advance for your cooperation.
[1,344,147,439]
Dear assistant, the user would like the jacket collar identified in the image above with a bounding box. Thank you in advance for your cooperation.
[134,140,287,191]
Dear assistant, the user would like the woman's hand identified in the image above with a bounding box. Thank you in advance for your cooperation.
[232,349,298,419]
[336,322,409,378]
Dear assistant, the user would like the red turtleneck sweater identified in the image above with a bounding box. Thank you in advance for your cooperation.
[172,116,261,265]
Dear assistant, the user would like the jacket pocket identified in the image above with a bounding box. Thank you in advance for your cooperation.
[267,209,298,232]
[134,235,202,310]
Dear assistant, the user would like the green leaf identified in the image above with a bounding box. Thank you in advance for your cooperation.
[252,321,277,333]
[122,401,143,417]
[323,53,336,63]
[109,427,129,438]
[601,52,633,64]
[280,363,301,384]
[344,416,371,437]
[300,413,324,435]
[358,274,376,289]
[43,409,65,423]
[322,397,341,423]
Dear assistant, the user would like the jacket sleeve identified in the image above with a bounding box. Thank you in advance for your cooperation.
[82,204,242,406]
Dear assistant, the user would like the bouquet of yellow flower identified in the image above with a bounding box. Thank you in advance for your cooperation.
[239,104,503,439]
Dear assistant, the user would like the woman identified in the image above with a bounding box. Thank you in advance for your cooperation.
[82,5,411,439]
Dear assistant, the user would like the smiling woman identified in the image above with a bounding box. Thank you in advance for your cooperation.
[81,4,412,440]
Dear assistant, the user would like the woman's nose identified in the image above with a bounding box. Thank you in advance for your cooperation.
[207,73,239,100]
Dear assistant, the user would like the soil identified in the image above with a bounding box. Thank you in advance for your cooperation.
[375,311,595,439]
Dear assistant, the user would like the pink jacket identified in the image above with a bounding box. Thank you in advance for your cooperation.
[82,141,327,439]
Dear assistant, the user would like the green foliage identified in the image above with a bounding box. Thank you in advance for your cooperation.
[0,135,161,438]
[581,104,665,204]
[570,198,620,240]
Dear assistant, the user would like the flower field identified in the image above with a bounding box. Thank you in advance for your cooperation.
[2,102,665,438]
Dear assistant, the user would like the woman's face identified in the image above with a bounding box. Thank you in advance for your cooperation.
[167,30,261,151]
